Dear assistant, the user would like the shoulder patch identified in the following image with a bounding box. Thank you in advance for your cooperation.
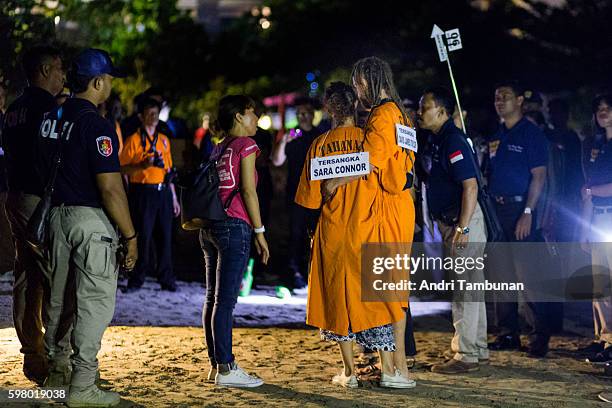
[96,136,113,157]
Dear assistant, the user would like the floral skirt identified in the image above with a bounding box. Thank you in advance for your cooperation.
[320,324,396,351]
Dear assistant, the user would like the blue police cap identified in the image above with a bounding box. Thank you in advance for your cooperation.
[73,48,126,78]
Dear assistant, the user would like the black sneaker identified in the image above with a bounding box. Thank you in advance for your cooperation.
[586,346,612,366]
[161,283,178,292]
[527,335,549,358]
[121,286,141,294]
[576,341,605,355]
[293,273,307,290]
[488,335,521,351]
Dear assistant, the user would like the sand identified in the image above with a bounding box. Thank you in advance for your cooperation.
[1,322,611,408]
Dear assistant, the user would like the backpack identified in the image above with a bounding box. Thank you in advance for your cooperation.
[178,137,240,230]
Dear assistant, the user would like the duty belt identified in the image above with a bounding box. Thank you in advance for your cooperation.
[494,195,525,205]
[131,183,167,191]
[593,206,612,215]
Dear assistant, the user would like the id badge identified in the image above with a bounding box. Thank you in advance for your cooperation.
[395,124,418,152]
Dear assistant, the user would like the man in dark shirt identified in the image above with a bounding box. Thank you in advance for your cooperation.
[1,45,64,385]
[543,98,583,242]
[487,81,551,357]
[37,48,137,406]
[418,87,489,374]
[0,82,12,275]
[271,97,321,290]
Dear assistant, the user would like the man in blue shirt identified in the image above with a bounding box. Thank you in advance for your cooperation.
[418,87,488,374]
[487,81,550,357]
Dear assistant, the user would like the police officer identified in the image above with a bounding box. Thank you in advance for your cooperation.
[417,87,489,374]
[580,93,612,365]
[37,48,137,407]
[1,45,64,384]
[487,80,550,357]
[119,97,180,292]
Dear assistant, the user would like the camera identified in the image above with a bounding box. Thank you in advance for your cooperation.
[152,152,165,168]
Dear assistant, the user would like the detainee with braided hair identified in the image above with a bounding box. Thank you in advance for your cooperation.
[322,57,417,387]
[295,82,413,389]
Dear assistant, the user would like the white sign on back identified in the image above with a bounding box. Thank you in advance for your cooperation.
[395,124,418,152]
[310,152,370,181]
[445,28,463,52]
[430,24,448,62]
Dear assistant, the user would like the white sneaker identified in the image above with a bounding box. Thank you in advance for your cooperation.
[207,367,217,382]
[380,369,416,389]
[332,372,358,388]
[215,363,264,388]
[66,384,120,407]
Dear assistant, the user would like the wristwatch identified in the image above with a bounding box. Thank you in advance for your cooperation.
[523,207,532,215]
[585,188,592,196]
[455,225,470,235]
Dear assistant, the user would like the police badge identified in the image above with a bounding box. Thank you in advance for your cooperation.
[96,136,113,157]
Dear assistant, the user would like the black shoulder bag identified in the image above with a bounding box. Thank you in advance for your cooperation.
[458,135,505,242]
[178,137,241,230]
[26,107,66,251]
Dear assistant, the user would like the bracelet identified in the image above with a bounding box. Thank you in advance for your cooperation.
[122,233,137,242]
[253,226,265,234]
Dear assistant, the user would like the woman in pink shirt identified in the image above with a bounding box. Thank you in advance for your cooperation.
[200,95,270,388]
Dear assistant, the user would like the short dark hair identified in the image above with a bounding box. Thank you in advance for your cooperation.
[324,82,356,121]
[137,97,161,114]
[494,80,525,98]
[214,95,256,137]
[66,70,94,94]
[22,45,62,82]
[592,94,612,115]
[423,86,456,117]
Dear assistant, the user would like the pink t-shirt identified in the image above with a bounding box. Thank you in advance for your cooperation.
[214,137,260,226]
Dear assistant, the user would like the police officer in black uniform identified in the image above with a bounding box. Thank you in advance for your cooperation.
[2,45,64,384]
[486,81,550,357]
[37,48,137,407]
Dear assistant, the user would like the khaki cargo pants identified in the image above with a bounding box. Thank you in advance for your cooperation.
[5,192,49,367]
[438,204,489,363]
[45,205,119,387]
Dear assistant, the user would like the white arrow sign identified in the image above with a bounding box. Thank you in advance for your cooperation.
[430,24,447,62]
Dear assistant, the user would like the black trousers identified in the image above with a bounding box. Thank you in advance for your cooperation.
[127,185,175,288]
[493,201,551,342]
[287,203,319,282]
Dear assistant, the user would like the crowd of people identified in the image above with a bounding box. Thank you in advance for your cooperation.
[0,43,611,406]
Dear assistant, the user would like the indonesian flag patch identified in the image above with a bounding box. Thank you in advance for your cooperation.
[449,150,464,164]
[96,136,113,157]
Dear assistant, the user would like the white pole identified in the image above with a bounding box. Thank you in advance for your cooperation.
[445,56,466,134]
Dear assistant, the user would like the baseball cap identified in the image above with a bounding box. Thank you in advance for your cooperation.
[72,48,126,78]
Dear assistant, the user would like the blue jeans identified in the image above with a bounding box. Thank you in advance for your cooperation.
[199,217,252,365]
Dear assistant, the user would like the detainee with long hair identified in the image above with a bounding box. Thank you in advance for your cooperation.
[200,95,270,387]
[295,82,405,388]
[322,57,417,386]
